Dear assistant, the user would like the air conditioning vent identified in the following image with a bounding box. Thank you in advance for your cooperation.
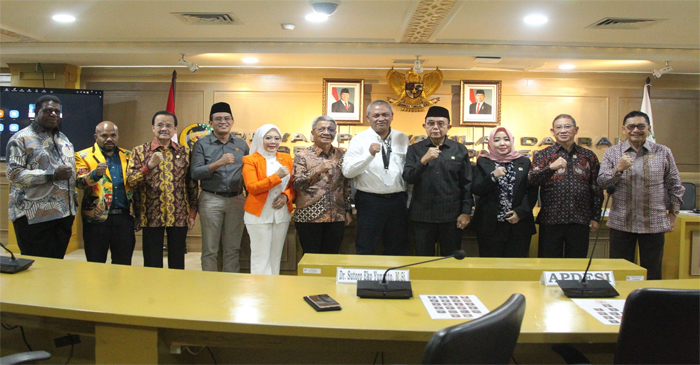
[172,12,241,25]
[586,18,664,30]
[393,59,426,65]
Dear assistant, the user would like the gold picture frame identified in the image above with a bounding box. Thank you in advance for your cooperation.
[322,78,364,125]
[460,80,502,127]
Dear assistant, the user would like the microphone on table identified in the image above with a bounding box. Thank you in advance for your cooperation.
[0,242,35,274]
[557,184,620,298]
[357,250,467,299]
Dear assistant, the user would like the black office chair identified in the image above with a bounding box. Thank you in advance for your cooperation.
[422,293,526,364]
[0,351,51,365]
[554,288,700,364]
[680,182,696,210]
[666,182,697,211]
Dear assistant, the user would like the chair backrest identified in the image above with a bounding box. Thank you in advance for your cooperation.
[681,182,696,210]
[615,288,699,364]
[422,293,526,364]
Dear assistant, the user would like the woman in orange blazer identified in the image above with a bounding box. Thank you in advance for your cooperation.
[242,124,295,275]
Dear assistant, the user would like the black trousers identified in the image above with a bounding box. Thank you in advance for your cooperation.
[354,190,409,255]
[609,228,665,280]
[83,213,135,265]
[13,215,75,259]
[412,221,463,256]
[538,223,590,258]
[141,226,188,269]
[296,221,345,255]
[476,221,532,258]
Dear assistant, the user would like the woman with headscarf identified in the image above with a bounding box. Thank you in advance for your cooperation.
[242,124,295,275]
[471,127,538,257]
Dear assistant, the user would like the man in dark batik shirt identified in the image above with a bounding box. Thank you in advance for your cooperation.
[529,114,603,258]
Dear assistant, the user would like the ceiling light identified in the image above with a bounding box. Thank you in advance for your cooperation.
[178,54,199,73]
[242,57,258,64]
[305,13,328,22]
[281,23,295,30]
[310,0,340,16]
[52,14,76,23]
[559,64,575,70]
[524,14,548,26]
[652,61,673,78]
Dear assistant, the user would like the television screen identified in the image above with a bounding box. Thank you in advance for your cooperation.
[0,87,104,161]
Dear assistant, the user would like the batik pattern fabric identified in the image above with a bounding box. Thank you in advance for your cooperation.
[529,143,603,225]
[6,122,78,224]
[495,162,516,222]
[127,139,198,230]
[598,139,684,234]
[76,143,133,223]
[292,145,351,223]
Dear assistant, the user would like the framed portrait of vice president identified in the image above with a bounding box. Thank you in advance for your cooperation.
[323,78,364,125]
[460,80,501,127]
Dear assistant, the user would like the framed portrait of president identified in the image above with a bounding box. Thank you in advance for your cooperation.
[323,78,364,125]
[460,80,501,127]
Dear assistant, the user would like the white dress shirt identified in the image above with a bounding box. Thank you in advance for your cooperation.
[341,127,408,194]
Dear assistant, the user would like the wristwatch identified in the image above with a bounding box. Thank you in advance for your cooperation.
[671,210,680,215]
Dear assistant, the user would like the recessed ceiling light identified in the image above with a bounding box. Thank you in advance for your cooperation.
[524,14,548,26]
[305,13,328,22]
[242,57,259,64]
[559,64,576,70]
[52,14,76,23]
[281,23,296,30]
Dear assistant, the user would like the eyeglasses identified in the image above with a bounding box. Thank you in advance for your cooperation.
[154,123,174,129]
[213,116,233,122]
[316,126,336,133]
[553,124,575,130]
[625,124,648,131]
[426,121,448,128]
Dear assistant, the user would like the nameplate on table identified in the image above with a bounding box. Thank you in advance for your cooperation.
[540,271,616,287]
[336,267,410,284]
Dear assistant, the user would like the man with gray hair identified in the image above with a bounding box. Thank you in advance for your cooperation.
[529,114,603,258]
[293,116,352,254]
[342,100,410,255]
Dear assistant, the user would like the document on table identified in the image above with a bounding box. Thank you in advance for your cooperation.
[572,299,626,325]
[420,295,490,319]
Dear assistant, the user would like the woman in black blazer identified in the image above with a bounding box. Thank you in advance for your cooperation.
[472,127,538,257]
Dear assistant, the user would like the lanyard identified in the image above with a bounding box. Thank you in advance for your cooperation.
[381,136,392,171]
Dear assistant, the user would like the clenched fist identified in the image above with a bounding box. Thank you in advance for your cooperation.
[148,152,164,169]
[369,143,381,156]
[94,162,108,177]
[421,147,441,165]
[550,157,567,171]
[276,166,290,179]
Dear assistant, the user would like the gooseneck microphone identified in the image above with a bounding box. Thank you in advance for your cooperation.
[357,250,467,299]
[557,185,620,298]
[0,242,35,274]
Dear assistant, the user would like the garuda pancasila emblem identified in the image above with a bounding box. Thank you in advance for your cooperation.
[386,67,443,112]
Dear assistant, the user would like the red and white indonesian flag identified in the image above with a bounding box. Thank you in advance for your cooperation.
[641,82,656,142]
[166,70,178,143]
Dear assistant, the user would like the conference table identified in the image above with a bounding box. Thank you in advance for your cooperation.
[0,256,697,364]
[298,254,648,282]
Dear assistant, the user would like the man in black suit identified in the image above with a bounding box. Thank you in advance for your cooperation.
[469,89,492,114]
[331,88,354,113]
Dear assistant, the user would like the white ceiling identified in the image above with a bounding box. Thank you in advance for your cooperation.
[0,0,698,74]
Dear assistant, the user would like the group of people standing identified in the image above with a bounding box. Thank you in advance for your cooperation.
[6,95,684,279]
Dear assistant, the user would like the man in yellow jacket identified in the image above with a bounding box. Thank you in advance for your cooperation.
[75,121,135,265]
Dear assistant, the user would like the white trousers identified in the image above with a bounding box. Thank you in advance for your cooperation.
[246,222,289,275]
[199,192,246,272]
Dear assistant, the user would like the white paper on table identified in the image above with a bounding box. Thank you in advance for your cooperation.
[572,299,626,325]
[420,295,490,319]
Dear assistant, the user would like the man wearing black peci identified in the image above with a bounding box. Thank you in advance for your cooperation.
[403,106,473,256]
